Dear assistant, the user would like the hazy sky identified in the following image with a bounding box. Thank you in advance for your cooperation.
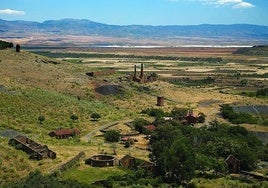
[0,0,267,25]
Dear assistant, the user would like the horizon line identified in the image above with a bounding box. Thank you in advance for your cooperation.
[1,18,268,27]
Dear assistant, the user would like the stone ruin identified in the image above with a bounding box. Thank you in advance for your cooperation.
[85,155,117,167]
[131,63,157,84]
[9,135,56,160]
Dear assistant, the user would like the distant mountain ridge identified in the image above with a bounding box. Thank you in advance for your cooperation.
[1,19,268,46]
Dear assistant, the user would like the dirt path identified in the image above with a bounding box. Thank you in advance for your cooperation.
[82,121,119,141]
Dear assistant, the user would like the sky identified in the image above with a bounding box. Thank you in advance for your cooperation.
[0,0,267,26]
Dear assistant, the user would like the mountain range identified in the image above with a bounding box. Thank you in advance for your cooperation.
[1,19,268,47]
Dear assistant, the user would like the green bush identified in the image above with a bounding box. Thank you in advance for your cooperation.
[104,130,121,142]
[91,112,101,121]
[221,104,257,124]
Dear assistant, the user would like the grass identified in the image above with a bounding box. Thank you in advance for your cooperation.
[193,176,268,188]
[0,87,132,135]
[0,138,33,186]
[62,165,127,185]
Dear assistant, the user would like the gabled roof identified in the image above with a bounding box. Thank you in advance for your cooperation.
[225,154,240,162]
[51,128,80,136]
[120,154,135,161]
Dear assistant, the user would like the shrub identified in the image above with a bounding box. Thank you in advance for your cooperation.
[70,114,78,121]
[38,115,45,124]
[91,113,101,121]
[133,118,150,133]
[220,104,257,124]
[104,130,120,142]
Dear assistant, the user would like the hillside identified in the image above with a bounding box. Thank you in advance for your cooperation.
[1,47,268,186]
[234,45,268,56]
[1,19,268,46]
[0,49,136,185]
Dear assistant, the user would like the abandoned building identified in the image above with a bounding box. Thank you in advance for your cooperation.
[119,155,155,172]
[184,109,198,125]
[131,63,157,84]
[86,69,115,77]
[85,155,117,167]
[119,155,138,169]
[225,154,241,173]
[9,135,56,160]
[49,128,80,139]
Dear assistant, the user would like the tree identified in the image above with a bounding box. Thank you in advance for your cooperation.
[104,130,121,142]
[91,112,101,121]
[150,125,196,184]
[133,118,150,133]
[171,107,188,120]
[38,115,45,125]
[197,112,206,123]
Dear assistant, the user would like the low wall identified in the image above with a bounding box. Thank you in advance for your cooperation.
[85,155,117,167]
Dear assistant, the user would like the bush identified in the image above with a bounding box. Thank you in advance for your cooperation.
[91,112,101,121]
[171,107,188,120]
[38,115,45,124]
[104,130,120,142]
[133,118,150,133]
[141,108,165,118]
[220,104,257,124]
[70,114,78,121]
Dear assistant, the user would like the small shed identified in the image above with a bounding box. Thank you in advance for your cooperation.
[138,161,155,173]
[49,128,80,139]
[225,154,240,173]
[120,155,154,172]
[119,155,137,169]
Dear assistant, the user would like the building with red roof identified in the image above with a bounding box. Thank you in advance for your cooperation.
[49,128,80,139]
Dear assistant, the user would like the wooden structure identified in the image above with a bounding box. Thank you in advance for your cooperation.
[85,155,117,167]
[138,161,155,173]
[49,128,80,139]
[119,155,155,172]
[157,96,164,106]
[119,155,137,169]
[225,154,240,173]
[9,135,56,160]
